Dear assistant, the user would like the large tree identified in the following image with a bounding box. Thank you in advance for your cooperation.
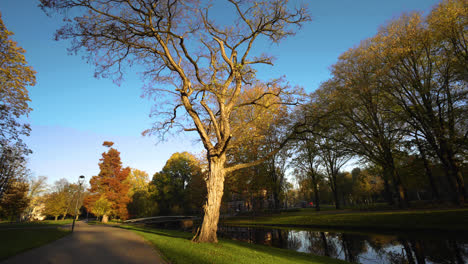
[85,142,131,222]
[24,176,48,221]
[292,133,322,211]
[0,13,35,199]
[44,190,68,220]
[150,152,205,215]
[41,0,310,242]
[50,178,78,220]
[0,178,29,221]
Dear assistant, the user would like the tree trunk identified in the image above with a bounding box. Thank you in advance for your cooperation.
[272,190,280,211]
[383,178,393,205]
[102,214,108,223]
[333,187,340,209]
[448,157,466,205]
[417,143,440,201]
[54,215,58,221]
[312,178,321,211]
[193,155,226,243]
[385,160,409,209]
[437,142,465,205]
[393,169,409,209]
[332,174,340,209]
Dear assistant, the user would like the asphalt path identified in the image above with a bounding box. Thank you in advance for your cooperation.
[1,222,166,264]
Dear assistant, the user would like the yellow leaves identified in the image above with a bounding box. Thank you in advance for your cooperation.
[0,13,36,117]
[428,0,467,28]
[126,169,149,197]
[427,0,468,49]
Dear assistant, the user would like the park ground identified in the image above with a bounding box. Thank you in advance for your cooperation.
[222,206,468,233]
[0,219,346,264]
[1,207,467,263]
[0,220,72,260]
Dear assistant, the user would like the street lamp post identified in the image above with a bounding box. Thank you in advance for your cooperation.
[71,175,85,232]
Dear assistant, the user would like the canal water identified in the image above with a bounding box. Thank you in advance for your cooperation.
[217,225,468,264]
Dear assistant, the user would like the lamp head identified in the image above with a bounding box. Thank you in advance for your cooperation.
[78,175,85,185]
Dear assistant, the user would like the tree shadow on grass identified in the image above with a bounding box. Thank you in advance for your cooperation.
[119,225,348,264]
[119,225,193,240]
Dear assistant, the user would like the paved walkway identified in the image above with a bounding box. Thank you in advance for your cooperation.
[1,222,166,264]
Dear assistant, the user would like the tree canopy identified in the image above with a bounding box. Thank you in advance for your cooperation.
[84,142,131,221]
[41,0,310,242]
[0,12,35,199]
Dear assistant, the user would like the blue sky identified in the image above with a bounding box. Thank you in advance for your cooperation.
[0,0,440,184]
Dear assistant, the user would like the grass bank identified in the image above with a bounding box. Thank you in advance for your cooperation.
[0,219,73,229]
[0,227,70,260]
[121,225,347,264]
[223,208,468,232]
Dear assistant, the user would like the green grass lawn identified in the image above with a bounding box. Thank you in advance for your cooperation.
[0,219,73,229]
[223,208,468,232]
[120,225,348,264]
[0,228,70,260]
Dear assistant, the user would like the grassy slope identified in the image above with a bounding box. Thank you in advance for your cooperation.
[121,225,348,264]
[223,208,468,232]
[0,228,70,260]
[0,219,73,228]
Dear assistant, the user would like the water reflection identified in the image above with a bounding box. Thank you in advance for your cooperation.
[217,226,468,264]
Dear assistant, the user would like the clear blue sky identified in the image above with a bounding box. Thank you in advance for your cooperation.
[0,0,440,185]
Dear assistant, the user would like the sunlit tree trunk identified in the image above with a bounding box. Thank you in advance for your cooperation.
[194,155,226,243]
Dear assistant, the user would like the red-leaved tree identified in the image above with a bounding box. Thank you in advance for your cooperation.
[84,142,131,222]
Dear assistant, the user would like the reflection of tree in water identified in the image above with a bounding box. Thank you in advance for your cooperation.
[450,240,468,264]
[425,239,468,264]
[366,235,398,252]
[400,239,417,264]
[387,251,410,264]
[388,238,468,264]
[339,233,367,263]
[306,231,338,257]
[287,231,302,251]
[270,229,289,249]
[366,235,400,262]
[218,226,468,264]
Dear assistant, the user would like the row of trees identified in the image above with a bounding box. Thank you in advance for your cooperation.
[0,139,207,223]
[82,142,207,222]
[227,0,466,212]
[296,0,467,209]
[0,11,36,220]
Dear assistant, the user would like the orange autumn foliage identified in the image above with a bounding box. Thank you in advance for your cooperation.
[84,142,131,220]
